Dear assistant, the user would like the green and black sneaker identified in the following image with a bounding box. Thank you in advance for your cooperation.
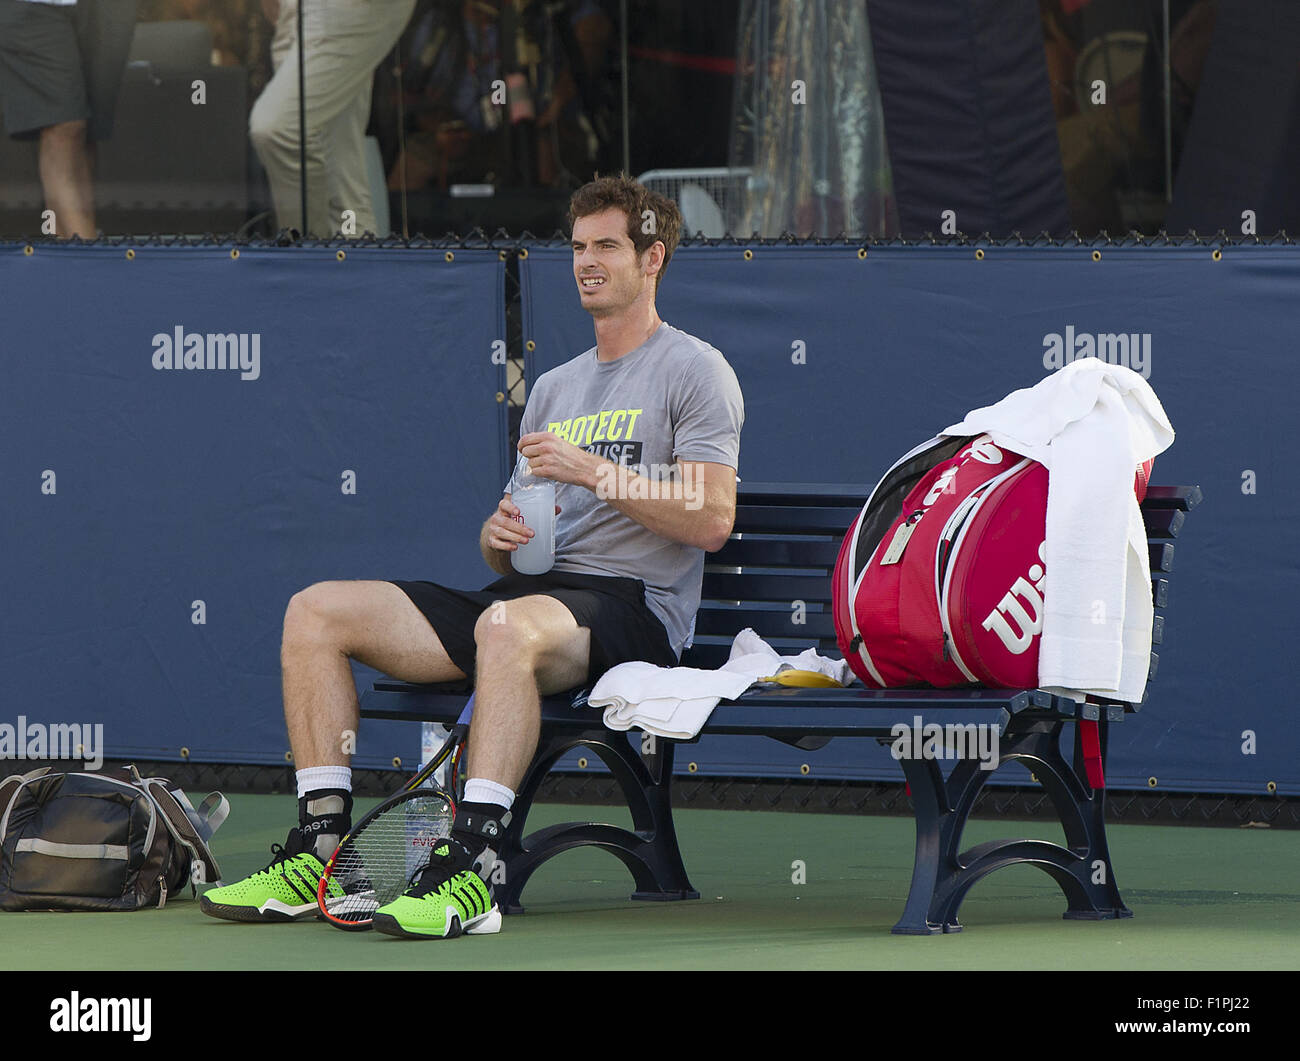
[200,827,342,923]
[372,836,502,940]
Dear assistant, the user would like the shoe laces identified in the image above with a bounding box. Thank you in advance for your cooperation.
[407,837,473,899]
[258,830,309,876]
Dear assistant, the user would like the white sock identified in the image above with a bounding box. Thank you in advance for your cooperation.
[463,777,515,812]
[296,765,352,799]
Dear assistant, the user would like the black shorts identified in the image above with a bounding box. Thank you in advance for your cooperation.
[0,0,139,141]
[390,570,679,688]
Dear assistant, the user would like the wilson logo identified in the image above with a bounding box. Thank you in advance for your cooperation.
[981,540,1047,654]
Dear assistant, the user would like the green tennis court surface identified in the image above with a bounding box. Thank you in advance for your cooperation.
[6,794,1298,970]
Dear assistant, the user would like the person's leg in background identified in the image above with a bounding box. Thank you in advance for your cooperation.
[72,0,138,235]
[37,119,95,237]
[249,0,414,236]
[0,0,108,238]
[321,0,413,238]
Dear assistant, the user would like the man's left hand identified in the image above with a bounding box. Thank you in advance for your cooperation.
[517,432,602,489]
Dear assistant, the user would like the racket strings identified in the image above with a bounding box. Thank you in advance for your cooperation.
[321,793,454,923]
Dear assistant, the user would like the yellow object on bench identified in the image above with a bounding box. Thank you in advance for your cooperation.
[756,669,843,688]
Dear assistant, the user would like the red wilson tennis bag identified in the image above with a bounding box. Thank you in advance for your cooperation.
[832,434,1152,689]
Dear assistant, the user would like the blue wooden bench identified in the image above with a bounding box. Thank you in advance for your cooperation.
[360,480,1201,934]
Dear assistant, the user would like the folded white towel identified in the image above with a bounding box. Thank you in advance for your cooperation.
[589,628,852,740]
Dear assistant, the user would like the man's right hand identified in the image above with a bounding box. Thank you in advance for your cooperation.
[486,495,533,554]
[481,495,561,573]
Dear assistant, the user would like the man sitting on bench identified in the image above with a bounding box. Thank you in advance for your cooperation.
[200,174,745,938]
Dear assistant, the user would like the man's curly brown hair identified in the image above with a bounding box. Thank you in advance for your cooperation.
[567,173,682,292]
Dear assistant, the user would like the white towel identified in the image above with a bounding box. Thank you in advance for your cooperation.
[588,628,853,740]
[941,358,1175,702]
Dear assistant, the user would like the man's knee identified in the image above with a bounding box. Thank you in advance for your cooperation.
[473,598,589,694]
[473,601,547,661]
[283,581,353,648]
[248,96,296,155]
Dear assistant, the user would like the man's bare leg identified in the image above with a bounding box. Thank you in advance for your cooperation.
[466,595,591,792]
[200,580,471,919]
[38,120,96,238]
[281,580,468,768]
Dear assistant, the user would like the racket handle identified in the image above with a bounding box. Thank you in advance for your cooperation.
[405,722,468,792]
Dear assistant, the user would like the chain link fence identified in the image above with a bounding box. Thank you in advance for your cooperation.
[86,759,1298,829]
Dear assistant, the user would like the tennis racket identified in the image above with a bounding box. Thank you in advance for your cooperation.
[316,715,469,931]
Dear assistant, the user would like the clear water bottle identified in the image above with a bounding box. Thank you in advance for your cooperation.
[511,457,555,575]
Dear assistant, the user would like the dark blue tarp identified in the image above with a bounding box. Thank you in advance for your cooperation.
[2,245,507,768]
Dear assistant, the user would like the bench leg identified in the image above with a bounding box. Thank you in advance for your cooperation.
[494,729,699,914]
[890,718,1129,934]
[892,754,956,935]
[1059,718,1130,921]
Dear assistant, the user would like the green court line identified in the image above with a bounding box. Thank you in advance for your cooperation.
[4,795,1297,970]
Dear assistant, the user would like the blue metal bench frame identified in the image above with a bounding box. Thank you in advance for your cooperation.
[360,481,1201,934]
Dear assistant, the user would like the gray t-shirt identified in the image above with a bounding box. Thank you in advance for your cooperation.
[505,322,744,659]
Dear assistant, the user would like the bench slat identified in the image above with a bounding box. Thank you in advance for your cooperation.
[710,537,841,568]
[682,639,841,670]
[734,505,857,533]
[1150,542,1174,573]
[700,701,1013,739]
[736,482,870,507]
[1142,507,1185,538]
[693,607,837,640]
[1141,485,1204,511]
[701,570,837,602]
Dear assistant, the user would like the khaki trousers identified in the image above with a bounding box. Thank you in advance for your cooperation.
[250,0,414,236]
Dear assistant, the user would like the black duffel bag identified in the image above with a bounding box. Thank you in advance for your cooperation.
[0,764,227,911]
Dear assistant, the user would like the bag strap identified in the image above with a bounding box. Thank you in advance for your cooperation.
[0,766,53,824]
[191,791,230,841]
[1078,719,1106,789]
[141,780,226,888]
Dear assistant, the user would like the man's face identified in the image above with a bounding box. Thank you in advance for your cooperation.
[571,208,660,319]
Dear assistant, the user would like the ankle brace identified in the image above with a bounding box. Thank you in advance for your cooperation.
[299,789,353,859]
[452,801,511,881]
